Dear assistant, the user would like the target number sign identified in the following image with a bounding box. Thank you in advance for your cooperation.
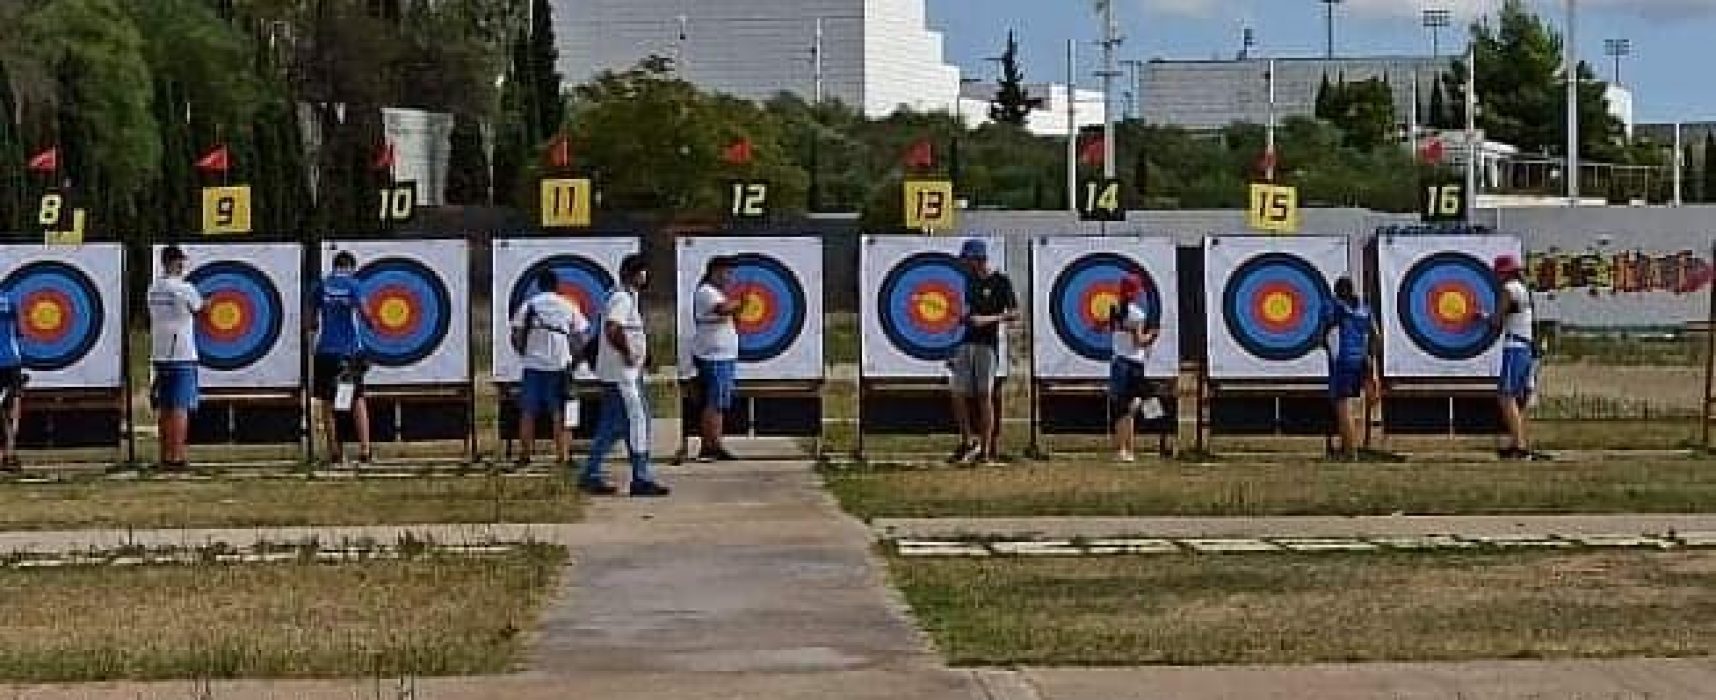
[1397,252,1502,361]
[378,182,418,224]
[355,257,453,368]
[728,181,770,220]
[509,254,615,333]
[1247,183,1299,234]
[1,261,105,372]
[541,178,593,228]
[38,190,87,245]
[903,180,956,232]
[201,186,253,235]
[188,261,286,372]
[1050,253,1159,361]
[1079,179,1126,222]
[1421,180,1468,223]
[1222,253,1331,362]
[877,252,970,361]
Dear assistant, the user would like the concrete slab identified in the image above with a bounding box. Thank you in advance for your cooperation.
[1679,531,1716,547]
[1570,535,1677,549]
[1467,535,1576,549]
[1270,538,1379,553]
[1084,538,1180,555]
[1180,538,1281,553]
[875,515,1716,541]
[1367,535,1479,550]
[991,540,1083,556]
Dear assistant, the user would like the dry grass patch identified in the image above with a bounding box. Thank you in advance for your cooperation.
[892,550,1716,666]
[0,476,579,531]
[0,546,565,681]
[826,458,1716,518]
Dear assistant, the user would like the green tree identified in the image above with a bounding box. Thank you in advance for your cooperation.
[1314,74,1332,119]
[444,114,491,204]
[0,61,22,233]
[1427,78,1450,129]
[1704,133,1716,204]
[988,30,1037,127]
[1322,78,1395,150]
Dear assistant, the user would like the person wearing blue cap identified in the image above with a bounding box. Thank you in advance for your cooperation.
[948,238,1017,465]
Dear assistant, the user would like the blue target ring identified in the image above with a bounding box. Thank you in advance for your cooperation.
[1050,253,1161,362]
[878,252,970,362]
[1222,253,1332,362]
[355,257,451,368]
[187,261,284,372]
[727,253,806,363]
[511,255,615,335]
[1,261,104,372]
[1398,252,1503,361]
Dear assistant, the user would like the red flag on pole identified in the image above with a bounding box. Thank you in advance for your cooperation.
[544,133,572,169]
[1257,146,1279,180]
[1419,138,1446,165]
[26,147,58,174]
[193,144,231,173]
[1077,132,1104,167]
[901,139,934,170]
[722,137,754,166]
[371,141,396,172]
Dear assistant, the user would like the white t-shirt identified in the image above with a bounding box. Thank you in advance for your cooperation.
[511,291,590,373]
[147,276,204,363]
[691,282,740,361]
[595,288,647,383]
[1111,303,1154,365]
[1503,279,1534,348]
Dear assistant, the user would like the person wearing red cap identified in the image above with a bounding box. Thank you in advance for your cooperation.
[1482,254,1547,461]
[1103,273,1161,462]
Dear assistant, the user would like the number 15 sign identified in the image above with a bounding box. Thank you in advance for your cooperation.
[1247,183,1299,234]
[903,180,955,233]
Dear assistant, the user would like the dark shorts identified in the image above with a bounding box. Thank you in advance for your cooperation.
[151,362,199,412]
[1330,361,1366,400]
[948,343,1000,397]
[312,354,366,402]
[0,366,21,403]
[1108,358,1152,402]
[518,368,568,416]
[694,358,737,412]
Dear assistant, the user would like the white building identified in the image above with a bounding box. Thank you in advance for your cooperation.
[554,0,962,117]
[956,83,1107,136]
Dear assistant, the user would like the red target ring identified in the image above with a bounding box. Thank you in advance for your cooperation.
[200,289,257,344]
[368,284,423,340]
[21,289,73,344]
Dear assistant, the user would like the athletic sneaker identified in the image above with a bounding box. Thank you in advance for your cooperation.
[947,442,980,465]
[630,481,672,497]
[1115,450,1136,463]
[578,480,619,496]
[702,448,740,462]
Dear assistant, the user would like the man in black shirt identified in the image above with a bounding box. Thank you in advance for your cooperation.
[948,239,1018,464]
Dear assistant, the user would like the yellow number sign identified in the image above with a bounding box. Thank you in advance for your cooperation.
[43,209,86,245]
[540,178,592,228]
[201,186,253,235]
[903,180,956,232]
[1247,183,1299,234]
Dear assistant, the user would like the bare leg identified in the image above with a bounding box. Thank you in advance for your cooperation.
[551,409,568,464]
[1499,396,1528,451]
[4,396,19,459]
[950,392,973,447]
[700,403,724,454]
[518,411,537,463]
[1335,399,1357,457]
[1114,411,1135,456]
[321,402,342,462]
[987,387,1003,456]
[353,397,372,457]
[976,391,997,457]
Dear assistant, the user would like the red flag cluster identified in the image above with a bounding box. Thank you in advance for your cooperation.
[544,133,572,169]
[194,144,230,174]
[372,141,396,172]
[1077,132,1104,167]
[1419,138,1446,165]
[722,137,754,166]
[26,147,57,174]
[902,139,935,170]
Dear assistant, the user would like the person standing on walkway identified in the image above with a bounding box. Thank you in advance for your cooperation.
[690,256,741,462]
[1104,273,1161,463]
[1320,276,1381,460]
[947,239,1018,465]
[1483,255,1548,461]
[580,254,670,497]
[0,289,25,471]
[511,268,589,470]
[308,251,373,466]
[147,245,204,471]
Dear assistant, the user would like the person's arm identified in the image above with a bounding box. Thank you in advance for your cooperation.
[605,293,638,367]
[305,284,321,335]
[1131,322,1160,348]
[1485,286,1521,332]
[182,282,205,316]
[968,277,1021,327]
[711,287,741,317]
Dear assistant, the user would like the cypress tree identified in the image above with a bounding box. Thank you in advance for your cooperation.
[1704,132,1716,204]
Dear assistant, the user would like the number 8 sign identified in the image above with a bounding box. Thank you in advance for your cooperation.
[903,180,956,232]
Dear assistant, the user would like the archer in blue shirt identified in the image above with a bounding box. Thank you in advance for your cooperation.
[1321,277,1381,460]
[307,251,372,466]
[0,291,23,471]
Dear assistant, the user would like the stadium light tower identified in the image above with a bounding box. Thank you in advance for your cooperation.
[1320,0,1343,59]
[1603,38,1631,85]
[1422,7,1451,59]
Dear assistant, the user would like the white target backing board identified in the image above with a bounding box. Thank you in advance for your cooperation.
[321,239,470,386]
[152,243,302,389]
[0,244,123,389]
[676,237,824,381]
[860,235,1010,379]
[1031,236,1180,380]
[1378,234,1522,379]
[1205,235,1350,380]
[491,237,637,382]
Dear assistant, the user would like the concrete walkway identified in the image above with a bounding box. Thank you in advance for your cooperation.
[876,514,1716,540]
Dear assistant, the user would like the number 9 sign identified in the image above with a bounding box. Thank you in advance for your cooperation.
[201,186,253,235]
[903,180,956,232]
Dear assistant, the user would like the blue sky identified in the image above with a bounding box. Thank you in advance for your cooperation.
[926,0,1716,123]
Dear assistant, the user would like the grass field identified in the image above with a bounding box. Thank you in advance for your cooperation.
[891,550,1716,666]
[0,546,564,682]
[0,476,579,531]
[825,457,1716,519]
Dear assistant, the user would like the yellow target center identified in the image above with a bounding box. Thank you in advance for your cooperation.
[209,301,243,331]
[738,291,767,324]
[27,300,62,331]
[1435,291,1469,320]
[1261,292,1295,323]
[1088,292,1120,321]
[378,298,413,328]
[916,292,949,322]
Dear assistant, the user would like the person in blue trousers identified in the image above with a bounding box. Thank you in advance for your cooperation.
[579,254,670,497]
[1320,276,1381,460]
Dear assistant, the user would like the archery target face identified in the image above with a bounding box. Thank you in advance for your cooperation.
[324,240,469,386]
[493,238,636,381]
[156,244,303,388]
[675,237,822,381]
[1032,237,1180,379]
[0,245,123,389]
[860,236,1008,379]
[1379,234,1522,378]
[1205,236,1349,379]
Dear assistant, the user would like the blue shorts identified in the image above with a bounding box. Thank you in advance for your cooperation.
[518,368,568,416]
[151,362,199,412]
[1108,358,1150,402]
[1499,347,1535,399]
[1330,361,1366,399]
[695,358,737,412]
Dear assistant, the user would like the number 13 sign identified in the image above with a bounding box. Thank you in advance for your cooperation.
[903,180,956,232]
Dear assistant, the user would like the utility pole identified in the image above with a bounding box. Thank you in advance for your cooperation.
[1265,59,1277,181]
[1423,8,1450,59]
[1067,39,1079,212]
[1122,59,1145,120]
[1096,0,1121,178]
[1566,0,1580,206]
[1320,0,1343,59]
[1674,122,1684,206]
[812,17,825,104]
[1465,41,1478,215]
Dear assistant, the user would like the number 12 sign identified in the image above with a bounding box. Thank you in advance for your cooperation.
[903,180,956,232]
[1247,183,1299,234]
